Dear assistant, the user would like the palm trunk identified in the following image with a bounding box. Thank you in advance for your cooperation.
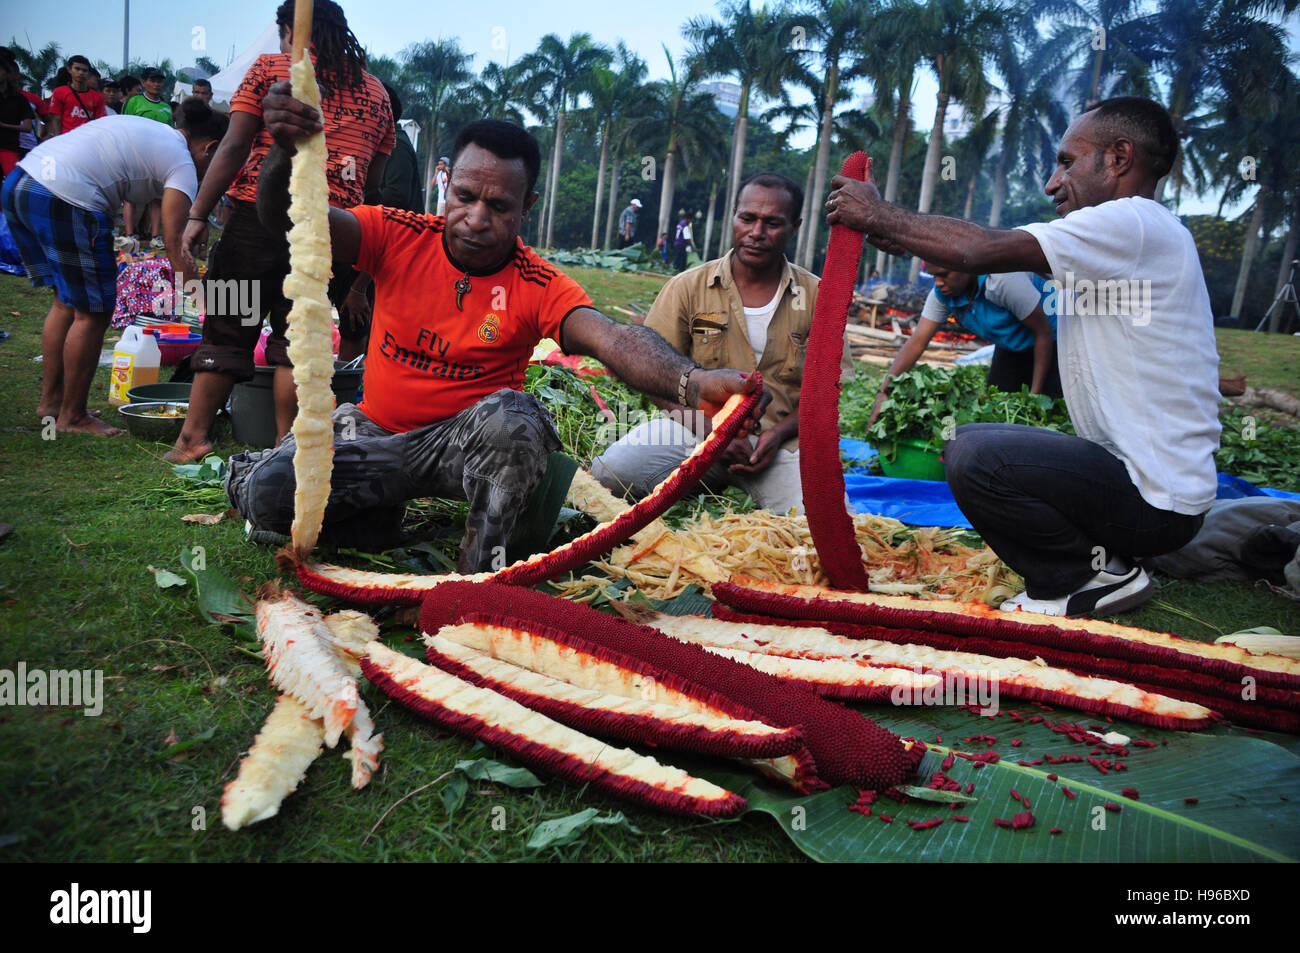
[796,162,816,266]
[544,109,567,248]
[702,178,718,260]
[878,80,911,277]
[801,62,840,271]
[963,168,978,220]
[603,154,622,250]
[657,145,678,239]
[910,84,950,284]
[989,136,1010,227]
[1230,188,1267,319]
[717,85,751,256]
[591,120,610,249]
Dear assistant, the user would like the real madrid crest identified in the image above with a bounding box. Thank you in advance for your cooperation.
[477,313,501,343]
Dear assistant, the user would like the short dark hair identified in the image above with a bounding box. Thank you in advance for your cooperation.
[176,97,229,143]
[451,119,542,196]
[1082,96,1178,180]
[119,74,141,92]
[736,172,804,221]
[382,81,403,123]
[193,78,212,90]
[68,55,91,68]
[103,81,120,92]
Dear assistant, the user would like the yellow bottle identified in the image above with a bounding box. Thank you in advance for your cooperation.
[108,326,161,406]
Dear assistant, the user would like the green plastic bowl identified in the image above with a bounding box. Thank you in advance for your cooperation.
[118,401,189,442]
[878,438,947,481]
[126,381,192,404]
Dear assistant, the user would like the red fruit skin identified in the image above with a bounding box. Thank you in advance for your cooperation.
[360,654,745,817]
[799,152,874,592]
[423,614,809,761]
[419,581,922,791]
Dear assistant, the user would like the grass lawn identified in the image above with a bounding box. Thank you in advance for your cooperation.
[1216,327,1300,398]
[0,267,1296,863]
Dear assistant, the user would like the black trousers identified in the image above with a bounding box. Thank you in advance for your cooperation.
[944,424,1205,598]
[987,345,1063,399]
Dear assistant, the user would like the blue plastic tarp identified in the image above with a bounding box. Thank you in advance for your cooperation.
[839,437,1299,528]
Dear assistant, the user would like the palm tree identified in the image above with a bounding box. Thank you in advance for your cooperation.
[1144,0,1297,205]
[760,89,821,263]
[636,48,729,241]
[986,28,1071,227]
[954,108,1000,220]
[883,0,1004,282]
[7,39,61,94]
[518,33,611,248]
[583,44,648,249]
[464,62,527,124]
[684,0,802,256]
[1198,64,1300,322]
[865,0,928,273]
[794,0,874,271]
[401,39,474,214]
[763,76,856,266]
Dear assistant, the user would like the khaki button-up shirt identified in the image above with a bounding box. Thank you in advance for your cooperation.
[645,250,854,450]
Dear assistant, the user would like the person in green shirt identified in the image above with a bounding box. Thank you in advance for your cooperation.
[122,67,173,247]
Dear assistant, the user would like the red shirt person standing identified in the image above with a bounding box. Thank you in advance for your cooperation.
[45,56,105,136]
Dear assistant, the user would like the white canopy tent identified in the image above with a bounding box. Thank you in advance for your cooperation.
[173,23,281,104]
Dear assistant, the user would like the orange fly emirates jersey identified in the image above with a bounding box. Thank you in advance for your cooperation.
[352,206,594,433]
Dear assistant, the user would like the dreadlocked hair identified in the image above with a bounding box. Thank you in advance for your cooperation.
[275,0,366,95]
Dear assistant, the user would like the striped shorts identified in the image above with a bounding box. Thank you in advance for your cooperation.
[0,168,117,314]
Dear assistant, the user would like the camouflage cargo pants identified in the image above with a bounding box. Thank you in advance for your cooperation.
[226,388,560,572]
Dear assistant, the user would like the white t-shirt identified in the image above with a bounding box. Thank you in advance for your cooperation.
[743,287,782,364]
[17,114,198,214]
[1019,196,1220,515]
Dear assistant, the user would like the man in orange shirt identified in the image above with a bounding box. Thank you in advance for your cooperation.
[226,107,766,571]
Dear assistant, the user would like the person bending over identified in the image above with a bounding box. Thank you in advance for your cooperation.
[1,104,227,435]
[870,265,1060,427]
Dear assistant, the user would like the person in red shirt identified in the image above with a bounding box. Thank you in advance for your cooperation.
[224,107,767,569]
[165,0,393,463]
[45,56,105,136]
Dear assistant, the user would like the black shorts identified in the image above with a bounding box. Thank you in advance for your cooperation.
[190,199,366,380]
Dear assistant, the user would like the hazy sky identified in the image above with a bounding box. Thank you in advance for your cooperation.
[6,0,1297,218]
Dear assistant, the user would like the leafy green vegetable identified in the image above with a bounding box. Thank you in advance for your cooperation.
[1215,406,1300,492]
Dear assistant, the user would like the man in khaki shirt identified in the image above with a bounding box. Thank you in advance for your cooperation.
[593,172,853,515]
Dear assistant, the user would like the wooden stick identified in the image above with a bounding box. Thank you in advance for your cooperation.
[292,0,314,64]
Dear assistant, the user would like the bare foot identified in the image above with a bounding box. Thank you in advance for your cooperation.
[163,434,213,464]
[37,405,100,419]
[57,413,124,436]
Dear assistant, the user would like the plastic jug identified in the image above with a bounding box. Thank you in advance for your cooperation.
[108,325,161,405]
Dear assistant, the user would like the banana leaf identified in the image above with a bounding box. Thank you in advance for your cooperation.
[699,704,1300,862]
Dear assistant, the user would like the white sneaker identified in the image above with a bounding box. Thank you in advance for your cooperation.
[149,236,165,250]
[1000,566,1155,618]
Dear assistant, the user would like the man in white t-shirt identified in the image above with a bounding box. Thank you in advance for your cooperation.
[1,107,227,435]
[825,96,1219,617]
[593,172,852,515]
